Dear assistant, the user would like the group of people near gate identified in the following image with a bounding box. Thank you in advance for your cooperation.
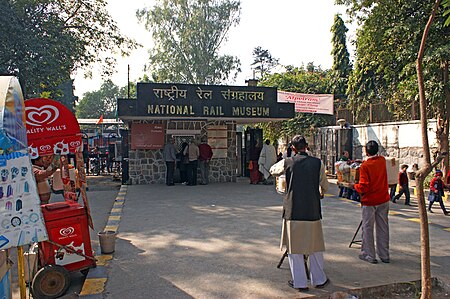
[269,136,449,292]
[162,137,213,186]
[248,139,280,185]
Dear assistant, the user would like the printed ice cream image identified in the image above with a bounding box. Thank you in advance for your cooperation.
[21,166,28,178]
[11,167,19,179]
[6,185,12,197]
[1,169,9,182]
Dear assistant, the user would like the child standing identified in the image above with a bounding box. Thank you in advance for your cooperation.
[428,170,449,215]
[393,164,410,205]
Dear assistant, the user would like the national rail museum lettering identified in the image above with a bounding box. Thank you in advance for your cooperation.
[118,83,294,120]
[147,104,270,117]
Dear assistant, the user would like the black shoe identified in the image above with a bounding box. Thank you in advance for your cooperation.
[380,258,390,263]
[428,209,434,213]
[405,203,412,206]
[444,211,449,215]
[315,278,330,289]
[288,280,308,291]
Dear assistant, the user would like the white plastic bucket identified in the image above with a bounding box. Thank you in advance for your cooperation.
[98,231,117,254]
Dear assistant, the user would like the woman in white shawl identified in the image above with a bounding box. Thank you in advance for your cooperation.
[258,139,277,184]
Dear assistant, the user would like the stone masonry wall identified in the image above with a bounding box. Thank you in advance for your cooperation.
[128,120,236,184]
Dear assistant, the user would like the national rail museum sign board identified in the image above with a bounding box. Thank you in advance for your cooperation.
[118,83,294,120]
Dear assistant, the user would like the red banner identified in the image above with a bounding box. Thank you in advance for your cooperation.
[25,98,82,157]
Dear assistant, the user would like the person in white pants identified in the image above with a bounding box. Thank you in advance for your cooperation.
[271,135,330,291]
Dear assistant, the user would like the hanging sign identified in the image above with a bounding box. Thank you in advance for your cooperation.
[25,98,82,157]
[130,123,164,150]
[277,91,334,115]
[0,77,48,250]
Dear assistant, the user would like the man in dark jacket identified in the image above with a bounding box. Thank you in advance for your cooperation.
[270,135,329,291]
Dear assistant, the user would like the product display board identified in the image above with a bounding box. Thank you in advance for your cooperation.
[0,77,48,250]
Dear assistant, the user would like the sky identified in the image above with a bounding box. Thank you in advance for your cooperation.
[72,0,356,98]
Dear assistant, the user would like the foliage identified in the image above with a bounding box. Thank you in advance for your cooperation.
[251,46,279,79]
[0,0,137,102]
[76,80,119,119]
[137,0,241,84]
[256,64,334,142]
[119,74,152,99]
[329,14,352,107]
[444,0,450,25]
[337,0,450,123]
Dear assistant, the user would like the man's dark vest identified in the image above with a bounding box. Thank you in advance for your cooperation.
[283,152,322,221]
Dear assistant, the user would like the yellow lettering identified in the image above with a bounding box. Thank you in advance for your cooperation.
[203,106,209,115]
[148,105,153,114]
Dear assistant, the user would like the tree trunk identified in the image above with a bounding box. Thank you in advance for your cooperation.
[416,1,441,298]
[442,60,450,183]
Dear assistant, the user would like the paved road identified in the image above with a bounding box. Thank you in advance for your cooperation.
[9,176,450,298]
[100,179,449,298]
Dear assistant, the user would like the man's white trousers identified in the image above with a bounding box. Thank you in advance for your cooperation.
[288,252,327,288]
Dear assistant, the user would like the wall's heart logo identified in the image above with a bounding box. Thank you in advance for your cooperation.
[40,145,51,151]
[26,105,59,127]
[59,227,75,237]
[70,141,81,147]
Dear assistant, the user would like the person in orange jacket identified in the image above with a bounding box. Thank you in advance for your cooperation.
[349,140,390,264]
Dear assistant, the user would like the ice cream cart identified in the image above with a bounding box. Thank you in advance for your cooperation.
[25,98,96,298]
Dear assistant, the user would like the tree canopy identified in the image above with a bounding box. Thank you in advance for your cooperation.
[0,0,137,100]
[76,80,120,119]
[137,0,241,84]
[329,14,352,106]
[251,46,279,79]
[337,0,450,123]
[256,64,334,141]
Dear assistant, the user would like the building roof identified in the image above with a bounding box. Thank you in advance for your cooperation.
[77,119,123,125]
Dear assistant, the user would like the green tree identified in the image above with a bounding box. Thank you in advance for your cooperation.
[76,80,119,119]
[256,64,334,142]
[119,74,152,99]
[251,46,279,79]
[337,1,449,298]
[137,0,241,84]
[329,14,352,108]
[338,1,449,124]
[0,0,137,103]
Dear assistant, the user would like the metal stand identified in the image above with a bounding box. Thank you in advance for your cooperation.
[349,220,363,248]
[277,250,288,268]
[276,250,310,279]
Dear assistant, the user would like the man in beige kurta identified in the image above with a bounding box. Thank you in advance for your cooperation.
[270,135,329,291]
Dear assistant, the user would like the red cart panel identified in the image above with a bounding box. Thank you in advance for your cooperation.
[40,202,95,272]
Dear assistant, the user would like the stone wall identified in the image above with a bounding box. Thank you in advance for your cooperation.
[352,120,438,167]
[128,119,236,184]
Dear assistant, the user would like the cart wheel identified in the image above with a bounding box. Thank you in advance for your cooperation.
[31,265,70,299]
